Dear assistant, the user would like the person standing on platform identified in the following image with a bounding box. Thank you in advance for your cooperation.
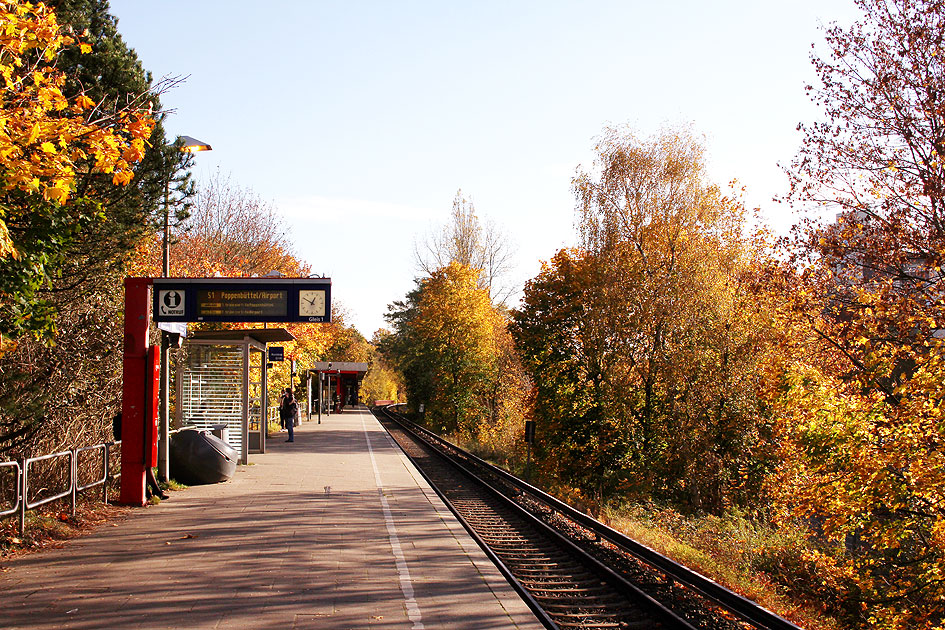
[278,388,288,430]
[280,388,298,442]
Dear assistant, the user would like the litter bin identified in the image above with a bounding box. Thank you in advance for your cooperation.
[210,423,228,443]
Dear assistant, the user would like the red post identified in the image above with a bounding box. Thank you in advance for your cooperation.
[146,345,160,467]
[120,277,154,505]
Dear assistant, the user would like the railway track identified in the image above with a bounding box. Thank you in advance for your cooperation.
[372,406,802,630]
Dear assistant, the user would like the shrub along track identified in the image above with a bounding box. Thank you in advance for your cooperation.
[373,406,802,630]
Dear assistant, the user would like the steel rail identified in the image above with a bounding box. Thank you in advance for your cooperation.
[380,405,802,630]
[376,406,697,630]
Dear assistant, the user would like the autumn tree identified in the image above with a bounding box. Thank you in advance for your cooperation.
[381,281,432,410]
[414,190,516,304]
[780,1,945,626]
[46,0,194,285]
[156,171,305,278]
[511,249,631,505]
[0,0,182,456]
[0,0,157,341]
[383,260,528,456]
[514,126,783,512]
[361,333,403,404]
[411,263,499,432]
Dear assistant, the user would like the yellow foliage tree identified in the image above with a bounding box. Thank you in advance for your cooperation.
[778,1,945,625]
[0,0,152,227]
[0,0,154,340]
[412,262,499,433]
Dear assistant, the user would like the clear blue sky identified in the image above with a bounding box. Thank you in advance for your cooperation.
[108,0,862,337]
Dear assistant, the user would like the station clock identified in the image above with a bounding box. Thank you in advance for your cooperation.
[299,289,327,318]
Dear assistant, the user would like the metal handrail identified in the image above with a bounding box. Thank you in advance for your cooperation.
[76,443,110,504]
[0,460,20,518]
[21,450,75,534]
[1,439,123,536]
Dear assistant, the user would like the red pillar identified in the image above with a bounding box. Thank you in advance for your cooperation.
[120,277,155,505]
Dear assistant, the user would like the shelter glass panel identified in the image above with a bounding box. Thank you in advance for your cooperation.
[248,349,264,453]
[180,345,244,456]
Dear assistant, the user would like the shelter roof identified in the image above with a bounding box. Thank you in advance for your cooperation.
[187,328,295,344]
[308,361,369,374]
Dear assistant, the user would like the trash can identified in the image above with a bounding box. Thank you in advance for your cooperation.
[210,423,228,443]
[170,429,238,485]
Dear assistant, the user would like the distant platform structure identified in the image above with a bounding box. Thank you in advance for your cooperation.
[307,362,368,417]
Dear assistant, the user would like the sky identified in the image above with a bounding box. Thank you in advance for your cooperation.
[108,0,863,338]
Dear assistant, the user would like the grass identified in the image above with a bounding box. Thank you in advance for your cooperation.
[602,503,842,630]
[431,425,843,629]
[164,478,187,491]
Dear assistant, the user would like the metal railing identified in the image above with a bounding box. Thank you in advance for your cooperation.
[267,401,309,424]
[1,441,118,536]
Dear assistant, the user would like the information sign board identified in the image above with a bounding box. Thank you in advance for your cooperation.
[197,289,288,319]
[152,278,331,323]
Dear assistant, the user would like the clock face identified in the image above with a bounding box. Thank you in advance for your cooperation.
[299,290,326,317]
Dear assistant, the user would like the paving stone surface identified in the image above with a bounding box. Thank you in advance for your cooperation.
[0,406,543,629]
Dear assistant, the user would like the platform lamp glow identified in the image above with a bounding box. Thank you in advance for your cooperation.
[159,135,212,482]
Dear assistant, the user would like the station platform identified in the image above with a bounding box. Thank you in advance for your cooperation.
[0,406,543,629]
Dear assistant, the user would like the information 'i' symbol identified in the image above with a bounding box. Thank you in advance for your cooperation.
[163,291,181,309]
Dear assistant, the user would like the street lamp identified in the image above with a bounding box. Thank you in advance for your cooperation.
[159,135,212,481]
[162,136,212,276]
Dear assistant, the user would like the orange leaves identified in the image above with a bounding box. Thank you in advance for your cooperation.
[110,170,133,186]
[41,184,67,203]
[0,0,154,248]
[122,138,146,163]
[72,94,94,111]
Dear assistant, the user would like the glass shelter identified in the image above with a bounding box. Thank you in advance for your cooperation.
[175,329,294,464]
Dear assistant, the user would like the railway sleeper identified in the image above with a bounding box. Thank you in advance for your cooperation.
[519,580,626,602]
[476,529,540,540]
[518,577,612,588]
[484,541,546,550]
[506,562,589,574]
[490,545,567,557]
[522,578,616,590]
[553,613,654,625]
[501,553,574,564]
[539,599,632,612]
[557,623,660,630]
[529,584,615,597]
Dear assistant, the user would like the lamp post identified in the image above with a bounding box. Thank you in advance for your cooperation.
[158,135,212,482]
[162,136,212,276]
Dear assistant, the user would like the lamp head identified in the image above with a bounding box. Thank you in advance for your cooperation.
[179,135,212,153]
